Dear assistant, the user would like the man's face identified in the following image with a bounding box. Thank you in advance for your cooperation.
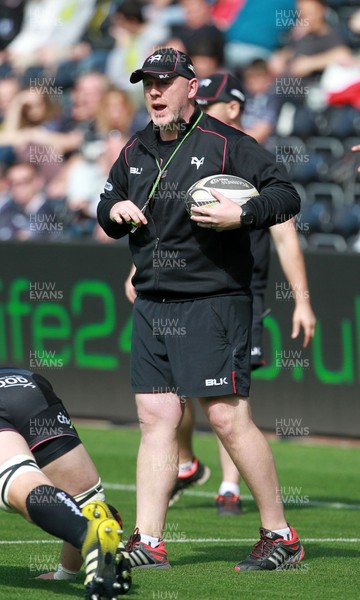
[297,0,325,33]
[143,75,197,130]
[7,165,42,206]
[72,74,105,121]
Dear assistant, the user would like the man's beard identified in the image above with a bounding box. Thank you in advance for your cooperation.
[153,103,187,130]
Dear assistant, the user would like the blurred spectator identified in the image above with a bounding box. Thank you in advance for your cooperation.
[64,131,128,238]
[2,87,62,132]
[240,59,279,150]
[269,0,352,82]
[105,1,169,104]
[0,73,109,159]
[187,36,224,79]
[348,8,360,41]
[225,0,296,68]
[40,71,111,199]
[0,0,25,54]
[0,85,78,182]
[96,86,139,139]
[0,161,9,209]
[0,76,20,125]
[170,0,225,65]
[0,76,20,166]
[210,0,245,30]
[74,0,115,63]
[2,0,96,77]
[0,162,61,240]
[50,0,116,89]
[143,0,184,28]
[330,4,360,50]
[59,71,110,144]
[269,0,354,138]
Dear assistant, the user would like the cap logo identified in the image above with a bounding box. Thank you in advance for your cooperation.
[200,78,212,87]
[148,54,162,63]
[158,74,169,79]
[187,64,195,73]
[230,88,245,102]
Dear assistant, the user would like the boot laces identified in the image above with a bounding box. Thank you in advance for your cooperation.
[250,533,276,558]
[125,527,141,552]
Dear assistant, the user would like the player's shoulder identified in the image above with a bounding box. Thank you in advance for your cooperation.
[123,133,140,154]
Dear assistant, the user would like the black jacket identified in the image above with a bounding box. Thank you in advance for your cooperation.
[97,106,300,299]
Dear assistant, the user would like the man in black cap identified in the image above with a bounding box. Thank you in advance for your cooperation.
[196,72,246,114]
[168,72,316,515]
[97,47,305,572]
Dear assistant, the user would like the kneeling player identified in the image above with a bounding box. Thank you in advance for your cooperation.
[0,367,131,597]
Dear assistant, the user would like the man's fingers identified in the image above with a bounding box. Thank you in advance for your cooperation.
[130,212,148,226]
[191,216,217,229]
[111,210,147,226]
[302,324,316,348]
[111,214,124,224]
[35,572,55,580]
[291,320,300,340]
[190,213,213,223]
[191,205,216,217]
[210,188,225,201]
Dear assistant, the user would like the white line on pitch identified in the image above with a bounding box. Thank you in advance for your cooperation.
[0,538,359,545]
[103,482,360,511]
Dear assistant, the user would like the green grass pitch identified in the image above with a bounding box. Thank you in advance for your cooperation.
[0,426,359,599]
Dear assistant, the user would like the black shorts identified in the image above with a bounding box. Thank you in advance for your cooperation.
[131,294,252,398]
[0,369,81,468]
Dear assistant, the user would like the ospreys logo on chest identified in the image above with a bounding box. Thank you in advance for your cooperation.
[191,156,205,170]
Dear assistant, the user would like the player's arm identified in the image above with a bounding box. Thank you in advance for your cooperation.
[289,45,352,78]
[270,219,316,347]
[351,144,360,172]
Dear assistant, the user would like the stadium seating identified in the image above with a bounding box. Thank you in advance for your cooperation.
[307,233,348,252]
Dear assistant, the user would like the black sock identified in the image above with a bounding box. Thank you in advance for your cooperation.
[26,485,88,549]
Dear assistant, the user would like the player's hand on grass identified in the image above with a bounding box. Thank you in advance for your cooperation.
[190,189,243,231]
[110,200,148,228]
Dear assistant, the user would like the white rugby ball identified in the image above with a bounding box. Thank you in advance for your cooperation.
[185,174,259,215]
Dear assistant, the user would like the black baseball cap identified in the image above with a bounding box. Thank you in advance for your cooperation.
[196,73,246,108]
[130,47,196,84]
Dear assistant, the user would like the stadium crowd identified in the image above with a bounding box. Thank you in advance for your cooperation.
[0,0,359,249]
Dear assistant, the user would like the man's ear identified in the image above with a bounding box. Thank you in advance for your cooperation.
[188,78,199,99]
[228,100,241,121]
